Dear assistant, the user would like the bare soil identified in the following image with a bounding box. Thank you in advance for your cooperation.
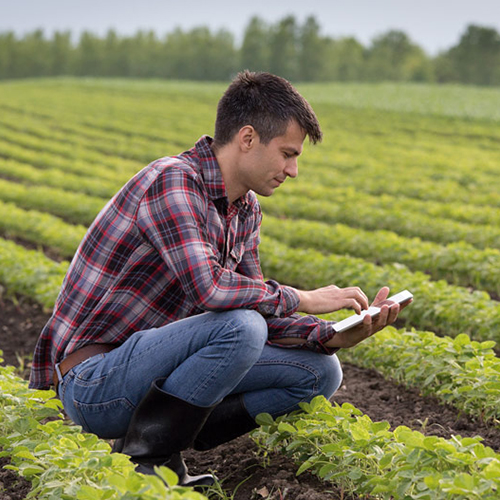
[1,296,500,499]
[0,457,31,500]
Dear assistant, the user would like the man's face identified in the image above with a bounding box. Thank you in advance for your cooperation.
[239,120,306,197]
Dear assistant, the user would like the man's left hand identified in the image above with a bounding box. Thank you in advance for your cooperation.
[326,287,410,349]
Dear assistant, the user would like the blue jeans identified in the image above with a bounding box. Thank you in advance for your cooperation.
[58,309,343,439]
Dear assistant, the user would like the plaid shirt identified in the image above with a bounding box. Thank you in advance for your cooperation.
[29,136,336,390]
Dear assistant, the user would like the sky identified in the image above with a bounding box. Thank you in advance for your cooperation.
[2,0,500,56]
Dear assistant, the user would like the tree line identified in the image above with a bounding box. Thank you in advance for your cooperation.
[1,16,499,85]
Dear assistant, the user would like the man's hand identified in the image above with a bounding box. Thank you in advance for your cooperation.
[296,285,369,315]
[325,287,411,349]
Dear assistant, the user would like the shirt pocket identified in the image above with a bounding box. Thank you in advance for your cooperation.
[226,243,245,271]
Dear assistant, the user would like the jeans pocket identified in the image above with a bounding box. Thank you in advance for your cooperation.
[73,397,135,439]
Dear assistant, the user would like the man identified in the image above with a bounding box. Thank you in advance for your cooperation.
[29,71,403,487]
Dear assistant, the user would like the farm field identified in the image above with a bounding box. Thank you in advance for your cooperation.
[1,78,500,499]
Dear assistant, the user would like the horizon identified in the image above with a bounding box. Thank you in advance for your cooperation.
[2,0,500,57]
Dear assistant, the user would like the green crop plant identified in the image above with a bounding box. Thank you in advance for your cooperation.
[338,328,500,425]
[254,396,500,499]
[0,357,208,500]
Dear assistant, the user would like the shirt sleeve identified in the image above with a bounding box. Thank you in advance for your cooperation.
[235,203,299,317]
[136,166,299,317]
[266,314,339,355]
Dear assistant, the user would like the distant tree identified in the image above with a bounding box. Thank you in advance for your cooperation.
[15,30,51,77]
[163,27,236,81]
[298,16,325,81]
[73,31,105,76]
[206,29,238,80]
[364,30,431,82]
[269,15,299,81]
[128,31,162,78]
[102,29,130,76]
[240,16,270,72]
[446,24,500,85]
[50,31,72,75]
[323,36,365,81]
[0,32,15,79]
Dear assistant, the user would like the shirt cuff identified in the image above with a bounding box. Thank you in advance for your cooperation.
[303,321,339,355]
[257,281,300,318]
[279,285,300,316]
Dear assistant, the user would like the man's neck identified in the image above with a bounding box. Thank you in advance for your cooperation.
[212,143,246,204]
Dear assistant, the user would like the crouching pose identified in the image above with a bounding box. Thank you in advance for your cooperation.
[29,71,403,487]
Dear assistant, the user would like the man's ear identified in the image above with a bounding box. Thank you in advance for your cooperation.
[238,125,257,152]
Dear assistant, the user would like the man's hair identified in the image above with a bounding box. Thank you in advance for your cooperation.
[213,70,322,148]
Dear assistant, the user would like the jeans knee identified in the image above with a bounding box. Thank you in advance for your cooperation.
[218,309,267,359]
[316,354,343,399]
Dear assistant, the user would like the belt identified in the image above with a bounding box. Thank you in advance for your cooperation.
[52,343,116,390]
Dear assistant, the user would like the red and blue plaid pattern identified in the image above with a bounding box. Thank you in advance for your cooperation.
[29,136,335,390]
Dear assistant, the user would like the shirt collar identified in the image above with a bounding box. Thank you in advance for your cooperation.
[194,136,251,211]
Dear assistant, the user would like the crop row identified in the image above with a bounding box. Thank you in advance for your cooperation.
[6,82,500,180]
[0,178,106,226]
[261,214,500,296]
[280,182,500,228]
[5,91,500,218]
[0,109,194,167]
[0,83,215,150]
[259,192,500,251]
[0,360,207,500]
[5,143,500,256]
[300,163,500,209]
[5,121,500,216]
[6,121,500,232]
[305,110,500,183]
[0,200,86,259]
[8,131,500,242]
[254,396,500,499]
[0,158,120,198]
[0,138,136,184]
[0,117,185,172]
[0,122,141,172]
[0,237,67,309]
[258,235,500,342]
[0,113,162,165]
[337,327,500,425]
[4,124,500,235]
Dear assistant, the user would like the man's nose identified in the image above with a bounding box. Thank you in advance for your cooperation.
[285,160,298,178]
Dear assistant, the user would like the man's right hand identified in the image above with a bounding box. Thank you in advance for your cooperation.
[295,285,369,315]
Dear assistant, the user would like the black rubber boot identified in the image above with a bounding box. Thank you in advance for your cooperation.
[119,378,216,487]
[193,393,258,451]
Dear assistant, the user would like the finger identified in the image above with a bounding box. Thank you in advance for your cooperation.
[355,315,372,337]
[350,287,369,310]
[398,298,413,312]
[346,298,366,315]
[374,304,390,328]
[371,286,390,306]
[361,313,381,338]
[386,303,400,324]
[364,305,389,335]
[339,288,369,312]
